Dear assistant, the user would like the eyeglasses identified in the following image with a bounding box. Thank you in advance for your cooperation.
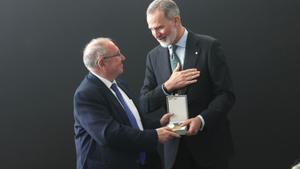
[103,50,124,59]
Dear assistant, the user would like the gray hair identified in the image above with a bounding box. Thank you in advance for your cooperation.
[292,163,300,169]
[146,0,180,20]
[83,37,111,69]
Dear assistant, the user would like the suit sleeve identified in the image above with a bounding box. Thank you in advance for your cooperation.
[141,114,162,129]
[74,89,158,152]
[139,53,166,113]
[201,40,235,129]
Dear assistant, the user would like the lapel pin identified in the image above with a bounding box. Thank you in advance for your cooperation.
[195,51,198,55]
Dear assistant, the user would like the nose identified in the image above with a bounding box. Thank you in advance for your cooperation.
[121,54,126,60]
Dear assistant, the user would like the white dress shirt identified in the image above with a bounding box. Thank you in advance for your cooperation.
[91,72,144,130]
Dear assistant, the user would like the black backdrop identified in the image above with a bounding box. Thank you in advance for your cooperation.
[1,0,299,168]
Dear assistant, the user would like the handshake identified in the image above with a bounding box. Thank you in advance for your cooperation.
[155,113,202,144]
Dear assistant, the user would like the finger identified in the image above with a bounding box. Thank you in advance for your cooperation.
[169,131,181,138]
[185,79,198,85]
[174,63,180,72]
[188,123,199,135]
[187,75,199,81]
[189,126,196,134]
[190,128,198,135]
[180,120,190,127]
[181,72,200,81]
[164,112,174,117]
[191,73,200,80]
[181,80,197,87]
[161,113,173,121]
[181,68,199,73]
[184,71,200,78]
[188,70,200,76]
[187,127,196,136]
[164,127,173,132]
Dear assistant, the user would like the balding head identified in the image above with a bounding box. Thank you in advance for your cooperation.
[83,37,112,69]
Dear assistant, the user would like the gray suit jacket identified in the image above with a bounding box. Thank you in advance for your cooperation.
[140,31,235,169]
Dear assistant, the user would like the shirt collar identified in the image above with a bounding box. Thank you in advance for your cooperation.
[168,28,188,49]
[90,71,116,89]
[176,28,188,48]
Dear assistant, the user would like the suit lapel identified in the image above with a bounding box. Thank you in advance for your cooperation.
[87,73,131,125]
[183,32,200,70]
[159,47,173,82]
[180,32,201,94]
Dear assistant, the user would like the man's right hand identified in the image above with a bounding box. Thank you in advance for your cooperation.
[164,64,200,93]
[156,126,180,144]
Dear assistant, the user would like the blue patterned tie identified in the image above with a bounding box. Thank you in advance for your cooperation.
[110,83,146,164]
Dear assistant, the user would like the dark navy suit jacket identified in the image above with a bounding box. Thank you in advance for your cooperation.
[74,73,161,169]
[140,31,235,169]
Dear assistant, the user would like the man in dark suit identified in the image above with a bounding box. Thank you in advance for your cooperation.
[140,0,236,169]
[73,37,180,169]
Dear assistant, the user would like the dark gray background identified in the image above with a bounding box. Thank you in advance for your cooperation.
[1,0,299,168]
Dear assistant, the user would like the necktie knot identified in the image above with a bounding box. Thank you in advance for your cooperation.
[111,83,118,92]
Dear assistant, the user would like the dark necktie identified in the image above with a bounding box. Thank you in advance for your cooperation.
[169,45,181,71]
[110,83,146,164]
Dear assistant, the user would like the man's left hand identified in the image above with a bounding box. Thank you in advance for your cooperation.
[160,113,174,126]
[181,117,202,136]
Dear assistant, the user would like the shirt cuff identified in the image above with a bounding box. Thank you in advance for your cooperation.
[161,84,171,96]
[197,115,205,131]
